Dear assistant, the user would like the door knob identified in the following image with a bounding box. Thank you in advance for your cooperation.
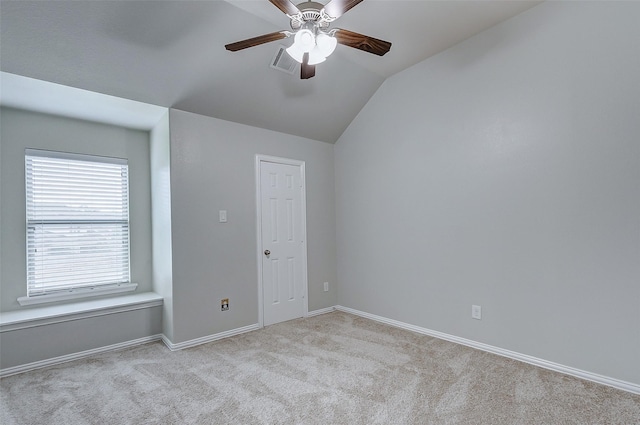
[264,250,270,256]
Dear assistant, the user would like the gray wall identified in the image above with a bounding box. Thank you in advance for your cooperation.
[335,1,640,385]
[0,107,153,311]
[0,306,162,370]
[168,109,337,344]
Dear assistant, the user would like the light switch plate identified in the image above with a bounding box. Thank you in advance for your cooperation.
[472,305,482,320]
[219,210,227,223]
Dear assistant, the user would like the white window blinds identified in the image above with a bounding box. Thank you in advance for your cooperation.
[25,149,130,297]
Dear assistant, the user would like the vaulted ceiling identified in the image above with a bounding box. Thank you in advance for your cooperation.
[0,0,540,143]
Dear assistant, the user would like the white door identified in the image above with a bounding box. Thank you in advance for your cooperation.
[258,157,307,326]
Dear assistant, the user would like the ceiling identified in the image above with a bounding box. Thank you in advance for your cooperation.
[0,0,540,143]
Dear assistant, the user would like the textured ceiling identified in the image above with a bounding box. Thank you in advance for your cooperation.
[0,0,540,143]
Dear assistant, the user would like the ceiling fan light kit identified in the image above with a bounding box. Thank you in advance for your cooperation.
[285,26,336,65]
[225,0,392,80]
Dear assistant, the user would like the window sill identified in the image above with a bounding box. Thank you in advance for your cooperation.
[17,283,138,306]
[0,292,163,332]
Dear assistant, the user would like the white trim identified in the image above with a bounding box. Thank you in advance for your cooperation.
[255,155,264,328]
[300,161,309,319]
[306,306,335,317]
[161,323,261,351]
[0,334,162,378]
[1,292,163,332]
[255,155,309,328]
[335,305,640,395]
[256,155,307,167]
[17,283,138,306]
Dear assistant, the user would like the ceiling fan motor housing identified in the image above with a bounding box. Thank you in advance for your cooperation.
[290,1,331,30]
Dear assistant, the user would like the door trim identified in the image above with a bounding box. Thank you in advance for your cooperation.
[255,154,309,328]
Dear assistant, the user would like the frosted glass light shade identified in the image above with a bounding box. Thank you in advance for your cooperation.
[294,29,315,52]
[286,44,305,63]
[316,33,337,57]
[308,47,326,65]
[287,29,318,63]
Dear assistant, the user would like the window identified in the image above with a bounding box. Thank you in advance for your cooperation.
[24,149,131,299]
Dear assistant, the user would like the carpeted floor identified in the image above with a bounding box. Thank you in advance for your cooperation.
[1,311,639,424]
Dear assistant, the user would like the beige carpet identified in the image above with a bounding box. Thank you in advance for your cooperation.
[1,311,639,424]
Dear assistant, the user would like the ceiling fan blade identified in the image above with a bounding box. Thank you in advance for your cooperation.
[225,31,288,52]
[334,29,391,56]
[301,52,316,79]
[323,0,364,19]
[268,0,301,16]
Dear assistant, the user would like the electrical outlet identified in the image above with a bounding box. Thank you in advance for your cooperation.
[221,298,229,311]
[472,305,481,320]
[323,282,329,292]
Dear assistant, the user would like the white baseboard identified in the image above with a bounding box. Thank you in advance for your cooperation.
[5,307,636,396]
[162,323,261,351]
[306,306,335,317]
[334,305,640,395]
[1,322,262,376]
[0,334,162,378]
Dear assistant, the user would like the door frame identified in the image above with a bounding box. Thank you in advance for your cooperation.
[255,154,309,328]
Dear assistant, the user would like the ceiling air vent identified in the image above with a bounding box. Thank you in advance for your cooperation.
[270,45,297,75]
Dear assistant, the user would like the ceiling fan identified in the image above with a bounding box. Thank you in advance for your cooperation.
[225,0,392,79]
